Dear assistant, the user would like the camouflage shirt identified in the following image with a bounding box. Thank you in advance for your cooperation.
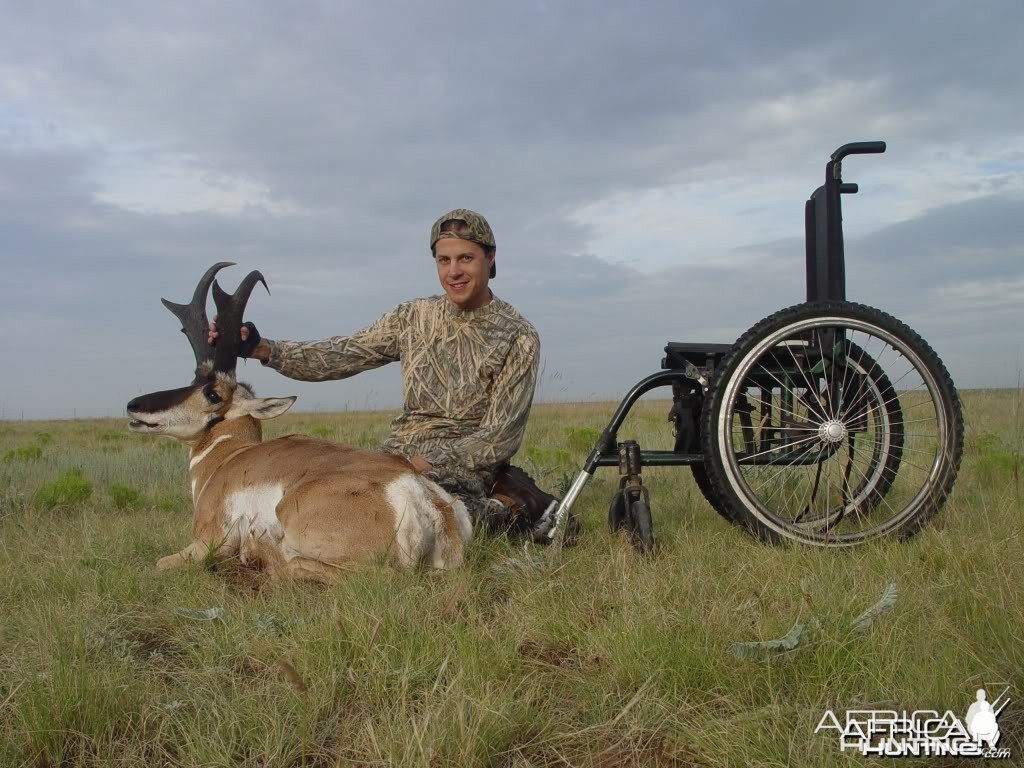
[263,293,540,480]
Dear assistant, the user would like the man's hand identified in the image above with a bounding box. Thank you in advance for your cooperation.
[207,316,271,362]
[409,455,433,473]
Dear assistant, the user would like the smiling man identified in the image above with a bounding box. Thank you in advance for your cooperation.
[214,209,574,542]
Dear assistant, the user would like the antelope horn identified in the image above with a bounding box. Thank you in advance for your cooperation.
[161,262,236,372]
[212,269,270,374]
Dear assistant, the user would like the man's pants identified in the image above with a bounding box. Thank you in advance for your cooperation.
[426,462,560,537]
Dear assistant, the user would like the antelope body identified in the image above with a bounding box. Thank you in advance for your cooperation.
[127,264,472,581]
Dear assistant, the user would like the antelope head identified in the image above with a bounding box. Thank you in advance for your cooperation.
[126,263,296,444]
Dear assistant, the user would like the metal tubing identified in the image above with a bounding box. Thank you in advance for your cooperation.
[546,469,594,543]
[590,447,834,467]
[584,369,693,474]
[593,450,703,467]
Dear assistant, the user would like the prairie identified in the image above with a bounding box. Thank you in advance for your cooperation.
[0,391,1020,767]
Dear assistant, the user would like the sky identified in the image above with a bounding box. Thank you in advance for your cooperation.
[1,1,1022,419]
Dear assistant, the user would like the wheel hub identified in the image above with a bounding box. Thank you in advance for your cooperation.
[818,419,847,444]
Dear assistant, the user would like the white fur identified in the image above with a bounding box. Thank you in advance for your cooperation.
[161,404,210,440]
[420,476,473,544]
[385,472,471,569]
[189,435,232,469]
[221,484,285,560]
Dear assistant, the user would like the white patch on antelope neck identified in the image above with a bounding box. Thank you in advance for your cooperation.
[222,484,286,556]
[189,435,233,469]
[385,473,449,567]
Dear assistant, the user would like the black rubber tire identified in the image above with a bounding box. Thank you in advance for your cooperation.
[701,301,963,547]
[608,487,628,532]
[628,497,656,553]
[691,463,742,525]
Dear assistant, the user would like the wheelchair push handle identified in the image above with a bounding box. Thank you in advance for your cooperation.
[831,141,886,162]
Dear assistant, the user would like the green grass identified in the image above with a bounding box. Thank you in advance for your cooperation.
[0,391,1021,767]
[109,483,143,511]
[31,467,93,510]
[3,445,43,463]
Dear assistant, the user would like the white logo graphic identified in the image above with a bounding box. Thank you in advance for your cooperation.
[816,686,1011,759]
[965,688,1006,747]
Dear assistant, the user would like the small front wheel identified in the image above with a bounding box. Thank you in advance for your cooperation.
[701,301,962,547]
[608,479,628,532]
[628,496,656,553]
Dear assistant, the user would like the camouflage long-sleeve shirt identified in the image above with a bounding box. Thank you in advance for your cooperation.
[263,294,540,482]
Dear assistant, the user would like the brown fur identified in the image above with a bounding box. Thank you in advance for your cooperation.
[132,373,470,581]
[160,418,466,580]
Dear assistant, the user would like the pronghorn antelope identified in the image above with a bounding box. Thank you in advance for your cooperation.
[126,263,472,581]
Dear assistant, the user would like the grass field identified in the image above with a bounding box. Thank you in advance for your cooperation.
[0,392,1021,767]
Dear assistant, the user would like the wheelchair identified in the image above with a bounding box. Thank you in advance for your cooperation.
[547,142,964,551]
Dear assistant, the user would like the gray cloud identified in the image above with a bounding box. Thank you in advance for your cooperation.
[0,1,1021,418]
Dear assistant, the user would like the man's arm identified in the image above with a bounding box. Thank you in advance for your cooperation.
[426,330,540,472]
[260,304,406,382]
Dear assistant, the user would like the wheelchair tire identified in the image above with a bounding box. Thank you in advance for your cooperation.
[691,463,742,526]
[608,481,628,532]
[628,497,655,553]
[701,301,962,547]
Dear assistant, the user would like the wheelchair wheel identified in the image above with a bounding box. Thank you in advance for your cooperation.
[701,301,962,547]
[691,463,742,525]
[840,341,904,511]
[628,496,655,553]
[608,478,628,532]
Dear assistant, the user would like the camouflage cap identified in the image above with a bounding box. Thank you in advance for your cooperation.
[430,209,496,250]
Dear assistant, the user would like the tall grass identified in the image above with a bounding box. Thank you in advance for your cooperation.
[0,391,1020,766]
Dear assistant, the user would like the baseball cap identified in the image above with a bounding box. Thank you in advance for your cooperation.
[430,209,496,249]
[430,208,497,278]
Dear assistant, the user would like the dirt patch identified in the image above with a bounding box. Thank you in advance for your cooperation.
[516,638,607,673]
[498,727,707,768]
[217,559,272,596]
[592,730,706,768]
[87,616,184,665]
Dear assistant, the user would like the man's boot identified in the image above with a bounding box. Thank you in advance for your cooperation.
[488,464,581,546]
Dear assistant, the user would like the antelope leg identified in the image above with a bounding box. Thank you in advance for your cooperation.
[156,540,215,570]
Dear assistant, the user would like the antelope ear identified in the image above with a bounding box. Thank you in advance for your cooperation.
[226,395,297,420]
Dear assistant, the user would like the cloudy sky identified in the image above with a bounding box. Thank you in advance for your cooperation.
[2,1,1022,419]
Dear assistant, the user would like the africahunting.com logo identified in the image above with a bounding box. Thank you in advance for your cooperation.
[815,687,1011,759]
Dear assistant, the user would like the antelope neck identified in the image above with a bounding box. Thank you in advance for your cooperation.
[187,416,260,473]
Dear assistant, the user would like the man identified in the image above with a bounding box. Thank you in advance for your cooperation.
[210,209,573,541]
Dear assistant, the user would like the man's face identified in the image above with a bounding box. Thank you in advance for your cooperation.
[433,238,494,311]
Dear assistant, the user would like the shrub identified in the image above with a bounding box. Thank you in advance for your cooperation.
[971,433,1021,485]
[33,431,53,445]
[3,446,43,463]
[564,426,600,453]
[33,468,93,510]
[526,446,571,468]
[157,494,188,513]
[977,450,1020,485]
[109,484,142,510]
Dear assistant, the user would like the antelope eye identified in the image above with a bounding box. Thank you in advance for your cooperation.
[203,385,222,404]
